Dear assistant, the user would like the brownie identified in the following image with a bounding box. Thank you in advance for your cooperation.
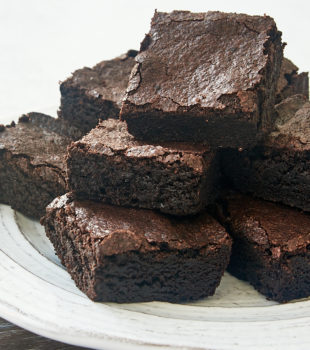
[276,57,309,102]
[0,112,82,219]
[41,193,232,303]
[66,119,219,216]
[121,11,283,148]
[219,194,310,302]
[58,50,138,133]
[221,95,310,211]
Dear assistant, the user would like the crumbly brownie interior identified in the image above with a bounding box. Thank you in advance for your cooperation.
[67,120,219,216]
[0,153,65,218]
[59,87,120,133]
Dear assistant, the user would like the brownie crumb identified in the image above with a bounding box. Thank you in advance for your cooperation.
[0,124,5,132]
[10,121,16,127]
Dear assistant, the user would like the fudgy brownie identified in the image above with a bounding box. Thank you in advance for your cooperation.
[58,50,137,133]
[121,11,283,148]
[221,95,310,211]
[220,194,310,302]
[276,57,309,103]
[41,193,232,303]
[0,112,82,219]
[66,119,219,216]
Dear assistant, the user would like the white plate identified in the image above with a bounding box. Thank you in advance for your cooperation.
[1,203,310,349]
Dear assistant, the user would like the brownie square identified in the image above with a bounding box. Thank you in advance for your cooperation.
[121,11,283,148]
[0,113,82,219]
[276,57,309,103]
[58,50,137,133]
[66,119,219,216]
[221,95,310,212]
[41,193,232,303]
[220,194,310,302]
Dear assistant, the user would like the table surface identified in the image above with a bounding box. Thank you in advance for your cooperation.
[0,318,86,349]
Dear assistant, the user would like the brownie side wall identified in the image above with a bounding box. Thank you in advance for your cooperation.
[221,147,310,212]
[256,28,283,131]
[42,205,232,303]
[294,72,309,100]
[43,204,99,299]
[228,235,310,302]
[0,150,66,219]
[122,108,259,148]
[58,84,119,134]
[93,244,231,303]
[66,145,219,216]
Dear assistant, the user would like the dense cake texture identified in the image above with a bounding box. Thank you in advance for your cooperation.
[41,194,232,303]
[219,194,310,302]
[0,113,82,218]
[58,50,137,133]
[221,95,310,211]
[276,57,309,103]
[121,10,283,148]
[67,119,219,216]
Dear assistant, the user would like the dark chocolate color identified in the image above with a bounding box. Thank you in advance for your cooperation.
[221,95,310,212]
[220,194,310,302]
[41,194,232,303]
[58,50,137,133]
[121,10,283,148]
[67,119,219,216]
[276,57,309,102]
[0,113,82,218]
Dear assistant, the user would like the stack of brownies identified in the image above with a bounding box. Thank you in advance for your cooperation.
[1,10,310,303]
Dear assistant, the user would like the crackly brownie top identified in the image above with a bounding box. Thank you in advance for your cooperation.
[268,95,310,150]
[0,112,80,168]
[226,194,310,255]
[124,10,280,113]
[46,194,230,255]
[72,119,213,172]
[63,50,137,107]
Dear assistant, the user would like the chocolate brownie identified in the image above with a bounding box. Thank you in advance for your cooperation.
[58,50,137,133]
[121,11,283,148]
[276,57,309,102]
[41,194,232,303]
[221,95,310,211]
[0,113,82,219]
[219,194,310,302]
[66,119,219,216]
